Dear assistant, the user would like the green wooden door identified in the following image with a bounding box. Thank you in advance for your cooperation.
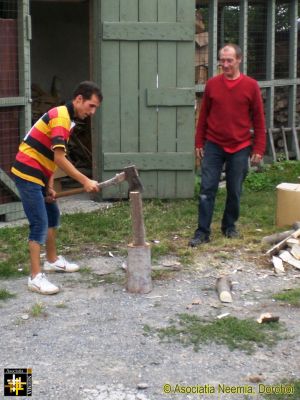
[95,0,195,199]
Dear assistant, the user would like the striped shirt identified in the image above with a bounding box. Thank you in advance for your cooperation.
[11,102,75,186]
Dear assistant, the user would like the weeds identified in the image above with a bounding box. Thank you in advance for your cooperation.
[0,288,16,301]
[153,314,284,353]
[273,288,300,307]
[30,302,47,318]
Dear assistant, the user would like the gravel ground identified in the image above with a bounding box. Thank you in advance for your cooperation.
[1,196,300,400]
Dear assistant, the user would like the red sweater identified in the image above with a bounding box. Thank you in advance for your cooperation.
[195,74,266,155]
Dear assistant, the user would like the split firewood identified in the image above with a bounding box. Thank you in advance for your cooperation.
[257,313,279,324]
[271,255,285,274]
[290,243,300,260]
[286,238,300,247]
[265,228,300,256]
[216,276,232,303]
[279,250,300,270]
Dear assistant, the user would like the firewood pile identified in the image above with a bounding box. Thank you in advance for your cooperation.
[195,10,208,85]
[31,82,61,123]
[263,222,300,274]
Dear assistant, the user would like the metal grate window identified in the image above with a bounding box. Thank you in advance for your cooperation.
[0,1,19,97]
[248,2,268,81]
[195,0,299,133]
[0,1,26,221]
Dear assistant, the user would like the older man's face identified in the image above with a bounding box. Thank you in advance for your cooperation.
[219,46,241,80]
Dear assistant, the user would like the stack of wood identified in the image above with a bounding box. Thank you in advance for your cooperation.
[31,77,62,122]
[263,222,300,274]
[195,9,208,84]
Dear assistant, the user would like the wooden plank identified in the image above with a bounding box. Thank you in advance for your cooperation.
[157,0,177,198]
[292,127,300,160]
[0,97,26,107]
[268,128,277,162]
[0,168,20,198]
[281,126,289,161]
[100,0,121,198]
[146,88,194,106]
[120,0,139,154]
[266,228,300,256]
[103,152,193,171]
[102,22,194,41]
[176,0,195,198]
[139,0,158,197]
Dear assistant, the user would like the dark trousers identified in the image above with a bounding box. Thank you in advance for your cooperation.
[196,141,250,236]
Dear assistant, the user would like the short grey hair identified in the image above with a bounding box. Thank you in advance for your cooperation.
[219,44,243,59]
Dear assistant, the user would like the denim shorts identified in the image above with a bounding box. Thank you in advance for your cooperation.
[14,176,60,244]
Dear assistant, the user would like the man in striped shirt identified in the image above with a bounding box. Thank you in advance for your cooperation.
[12,81,102,294]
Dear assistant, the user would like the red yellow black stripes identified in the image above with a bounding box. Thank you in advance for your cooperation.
[11,103,74,186]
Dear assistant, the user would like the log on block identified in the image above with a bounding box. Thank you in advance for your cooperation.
[265,228,300,256]
[216,276,233,303]
[126,191,152,294]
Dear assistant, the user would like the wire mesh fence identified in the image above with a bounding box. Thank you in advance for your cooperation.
[0,1,24,221]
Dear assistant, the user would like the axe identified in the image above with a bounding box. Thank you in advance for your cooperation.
[54,165,143,199]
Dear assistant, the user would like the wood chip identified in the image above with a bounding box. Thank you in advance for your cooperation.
[257,313,279,323]
[290,243,300,260]
[272,255,285,274]
[217,312,230,319]
[279,250,300,270]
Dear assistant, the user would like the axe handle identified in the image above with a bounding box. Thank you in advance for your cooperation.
[54,172,126,199]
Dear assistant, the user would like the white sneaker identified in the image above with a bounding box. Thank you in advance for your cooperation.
[28,273,59,295]
[43,255,80,273]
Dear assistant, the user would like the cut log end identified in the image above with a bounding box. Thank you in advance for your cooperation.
[216,276,233,303]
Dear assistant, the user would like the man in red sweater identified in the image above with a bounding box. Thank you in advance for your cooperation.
[189,44,266,247]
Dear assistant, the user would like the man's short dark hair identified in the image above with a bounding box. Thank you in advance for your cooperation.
[73,81,103,102]
[219,43,243,59]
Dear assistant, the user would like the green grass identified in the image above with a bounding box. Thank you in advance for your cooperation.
[273,288,300,307]
[1,161,300,278]
[30,302,47,318]
[0,288,16,301]
[150,314,284,354]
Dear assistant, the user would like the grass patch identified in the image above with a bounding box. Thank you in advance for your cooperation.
[261,379,300,400]
[1,161,300,278]
[0,288,16,301]
[30,302,47,318]
[55,302,68,309]
[273,288,300,307]
[153,314,284,353]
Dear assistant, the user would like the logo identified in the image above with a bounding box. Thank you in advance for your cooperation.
[4,369,32,397]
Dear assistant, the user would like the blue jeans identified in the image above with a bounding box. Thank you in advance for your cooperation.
[15,177,60,244]
[196,141,250,236]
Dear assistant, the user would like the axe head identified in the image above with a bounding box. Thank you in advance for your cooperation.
[124,165,144,192]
